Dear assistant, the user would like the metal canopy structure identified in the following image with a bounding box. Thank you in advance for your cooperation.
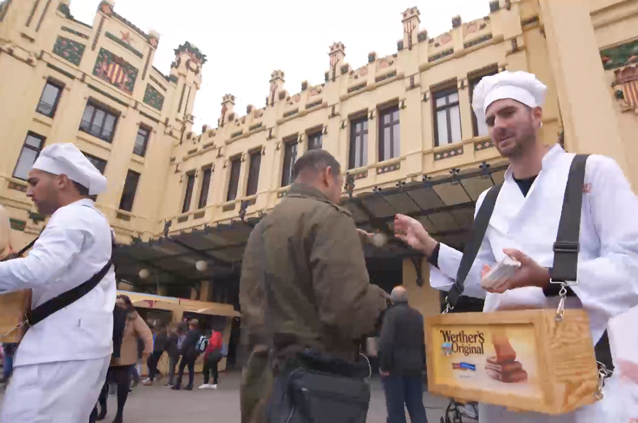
[114,217,260,289]
[114,160,508,289]
[344,161,508,252]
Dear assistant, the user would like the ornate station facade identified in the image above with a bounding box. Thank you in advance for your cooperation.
[0,0,637,318]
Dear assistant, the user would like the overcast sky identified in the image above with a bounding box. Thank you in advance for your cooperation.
[72,0,488,131]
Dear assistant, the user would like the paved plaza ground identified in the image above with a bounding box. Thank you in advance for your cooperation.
[0,370,472,422]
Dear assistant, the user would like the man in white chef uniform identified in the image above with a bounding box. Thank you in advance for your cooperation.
[394,71,638,422]
[0,143,115,422]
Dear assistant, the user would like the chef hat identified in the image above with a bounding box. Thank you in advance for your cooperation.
[472,70,548,124]
[32,143,107,195]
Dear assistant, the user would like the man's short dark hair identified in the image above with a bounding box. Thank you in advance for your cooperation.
[292,150,341,181]
[72,181,89,197]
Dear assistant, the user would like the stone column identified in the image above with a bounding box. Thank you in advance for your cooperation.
[538,0,628,173]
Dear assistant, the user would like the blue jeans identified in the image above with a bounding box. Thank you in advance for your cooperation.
[382,375,428,423]
[2,344,16,380]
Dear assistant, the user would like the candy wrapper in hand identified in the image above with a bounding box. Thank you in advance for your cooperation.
[480,255,521,290]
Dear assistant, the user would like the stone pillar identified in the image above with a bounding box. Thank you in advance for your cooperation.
[538,0,628,173]
[199,280,212,302]
[457,78,474,141]
[402,258,442,348]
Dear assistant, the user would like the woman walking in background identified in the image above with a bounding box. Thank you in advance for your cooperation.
[143,322,168,386]
[95,295,152,423]
[165,322,186,388]
[199,328,223,390]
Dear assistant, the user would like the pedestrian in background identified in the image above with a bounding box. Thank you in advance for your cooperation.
[95,295,153,423]
[199,328,223,390]
[143,321,168,386]
[172,319,201,391]
[379,286,428,423]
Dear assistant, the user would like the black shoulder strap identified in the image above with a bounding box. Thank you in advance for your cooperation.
[25,237,115,327]
[446,184,502,309]
[551,154,589,282]
[446,154,589,310]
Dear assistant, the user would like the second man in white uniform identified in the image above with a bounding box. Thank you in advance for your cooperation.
[0,143,116,423]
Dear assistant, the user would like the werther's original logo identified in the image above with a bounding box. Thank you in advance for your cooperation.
[440,330,485,356]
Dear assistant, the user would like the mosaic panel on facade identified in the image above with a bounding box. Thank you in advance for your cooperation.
[93,48,138,95]
[143,84,165,111]
[601,39,638,70]
[52,36,86,66]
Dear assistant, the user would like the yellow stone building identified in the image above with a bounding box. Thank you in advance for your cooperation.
[0,0,637,322]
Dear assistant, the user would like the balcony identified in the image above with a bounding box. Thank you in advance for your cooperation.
[79,119,114,143]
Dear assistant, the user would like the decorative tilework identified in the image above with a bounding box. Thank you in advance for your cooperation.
[283,109,299,118]
[29,211,46,224]
[10,219,26,231]
[93,48,138,94]
[53,36,85,66]
[231,130,243,138]
[376,71,397,83]
[464,34,493,49]
[474,139,495,151]
[193,211,205,220]
[429,49,454,63]
[105,31,144,59]
[434,145,464,161]
[306,100,322,110]
[377,162,401,174]
[8,182,26,192]
[348,83,367,93]
[177,215,189,223]
[61,26,89,40]
[351,170,368,180]
[601,39,638,70]
[277,191,288,198]
[143,84,165,111]
[222,203,236,212]
[249,123,263,131]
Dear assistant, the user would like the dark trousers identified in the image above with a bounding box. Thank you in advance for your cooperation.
[203,352,221,385]
[167,355,178,385]
[90,365,133,422]
[176,355,196,388]
[147,351,164,381]
[382,375,428,423]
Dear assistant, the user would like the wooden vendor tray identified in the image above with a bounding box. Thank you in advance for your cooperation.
[425,309,599,415]
[0,289,31,343]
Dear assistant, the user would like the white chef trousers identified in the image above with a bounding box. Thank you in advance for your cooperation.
[478,373,630,423]
[0,356,110,423]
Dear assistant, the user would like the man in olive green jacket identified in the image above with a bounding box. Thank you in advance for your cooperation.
[240,150,388,423]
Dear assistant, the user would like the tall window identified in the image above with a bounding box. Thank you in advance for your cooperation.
[13,132,45,180]
[198,167,212,209]
[378,105,400,161]
[246,150,262,196]
[349,116,368,169]
[308,131,322,150]
[36,81,63,118]
[227,157,241,201]
[433,88,462,146]
[134,126,150,157]
[83,152,107,174]
[281,140,298,187]
[79,101,118,143]
[182,172,195,213]
[119,170,140,212]
[470,69,498,137]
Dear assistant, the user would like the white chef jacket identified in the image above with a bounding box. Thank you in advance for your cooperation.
[0,199,115,367]
[430,144,638,346]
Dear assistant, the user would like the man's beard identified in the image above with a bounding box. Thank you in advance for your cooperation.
[494,122,536,159]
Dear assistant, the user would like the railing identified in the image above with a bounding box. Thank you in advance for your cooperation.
[79,119,113,143]
[36,101,55,117]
